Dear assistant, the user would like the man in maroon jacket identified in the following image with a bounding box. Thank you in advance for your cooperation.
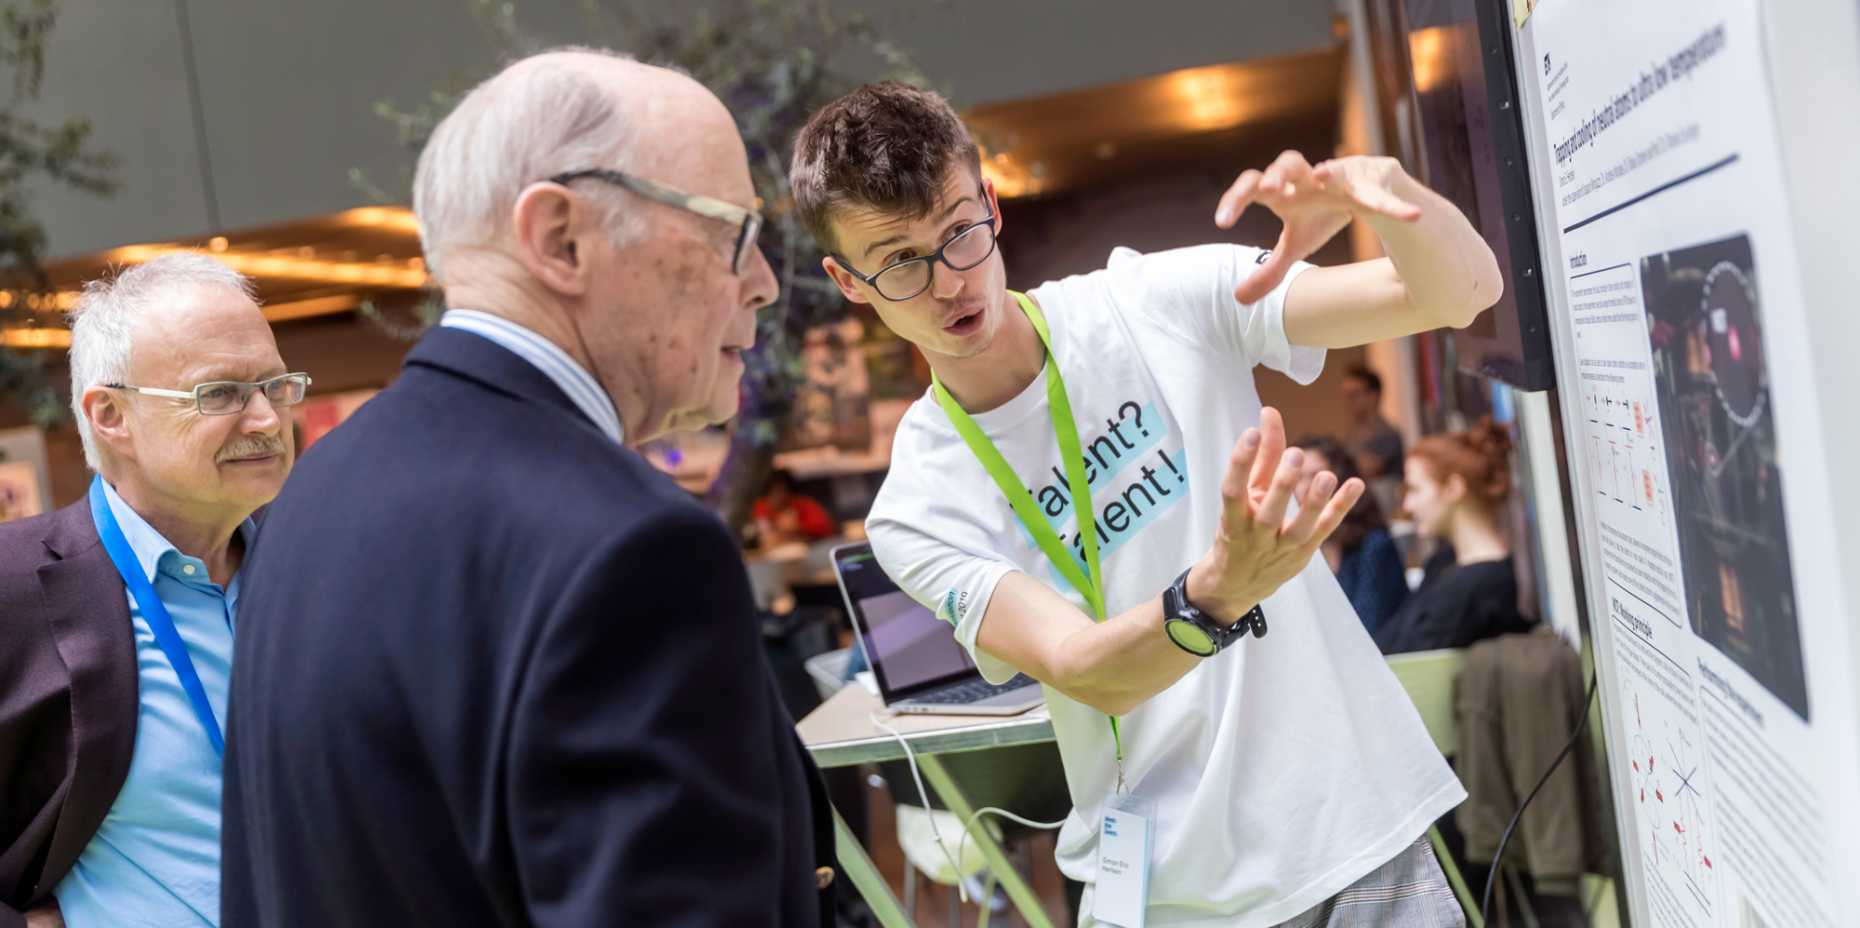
[0,254,298,927]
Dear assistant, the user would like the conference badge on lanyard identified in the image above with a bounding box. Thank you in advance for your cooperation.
[1094,792,1156,927]
[932,290,1128,788]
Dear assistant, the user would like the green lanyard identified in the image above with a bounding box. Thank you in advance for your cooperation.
[932,291,1125,772]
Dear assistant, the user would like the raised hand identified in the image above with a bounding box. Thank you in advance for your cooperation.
[1186,407,1365,622]
[1215,152,1424,303]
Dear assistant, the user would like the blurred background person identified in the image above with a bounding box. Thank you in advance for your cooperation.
[752,468,837,550]
[1298,434,1408,635]
[1341,364,1404,479]
[1375,419,1533,654]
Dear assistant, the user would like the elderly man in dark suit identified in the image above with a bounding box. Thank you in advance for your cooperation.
[221,49,835,927]
[0,255,303,928]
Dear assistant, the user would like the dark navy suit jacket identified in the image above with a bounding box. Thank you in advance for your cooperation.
[222,326,833,926]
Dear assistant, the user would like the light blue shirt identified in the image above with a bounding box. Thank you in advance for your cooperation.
[53,481,252,928]
[441,309,625,444]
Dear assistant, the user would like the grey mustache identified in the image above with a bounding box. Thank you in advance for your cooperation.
[219,435,285,462]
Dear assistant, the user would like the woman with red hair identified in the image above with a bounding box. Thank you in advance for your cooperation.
[1373,420,1535,654]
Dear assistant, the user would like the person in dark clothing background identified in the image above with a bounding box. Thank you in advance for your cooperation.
[1340,365,1405,479]
[1375,419,1533,654]
[1298,434,1409,634]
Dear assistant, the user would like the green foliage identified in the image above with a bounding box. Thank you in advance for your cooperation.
[0,0,116,425]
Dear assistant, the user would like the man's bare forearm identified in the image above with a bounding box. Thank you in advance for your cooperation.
[1365,172,1504,328]
[981,416,1353,717]
[984,571,1214,717]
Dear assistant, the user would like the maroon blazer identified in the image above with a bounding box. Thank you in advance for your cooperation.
[0,499,138,927]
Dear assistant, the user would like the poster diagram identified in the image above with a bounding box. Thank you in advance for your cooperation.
[1626,686,1719,920]
[1641,234,1808,720]
[1585,384,1674,535]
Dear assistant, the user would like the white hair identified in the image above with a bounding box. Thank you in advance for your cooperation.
[67,253,256,470]
[413,47,656,283]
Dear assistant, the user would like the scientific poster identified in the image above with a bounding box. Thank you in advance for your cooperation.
[1516,1,1848,925]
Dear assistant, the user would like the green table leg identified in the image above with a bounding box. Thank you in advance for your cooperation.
[918,753,1057,928]
[834,804,915,928]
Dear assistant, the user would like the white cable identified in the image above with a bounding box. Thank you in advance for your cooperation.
[955,806,1069,891]
[870,710,973,902]
[869,710,1071,908]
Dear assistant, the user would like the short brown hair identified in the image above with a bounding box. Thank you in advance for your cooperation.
[790,81,982,254]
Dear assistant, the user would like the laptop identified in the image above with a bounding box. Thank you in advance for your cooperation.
[831,542,1043,716]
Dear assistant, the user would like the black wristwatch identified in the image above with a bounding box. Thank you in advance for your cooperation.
[1161,568,1267,657]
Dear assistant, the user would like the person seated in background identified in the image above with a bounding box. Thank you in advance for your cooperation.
[753,468,838,548]
[1298,434,1409,634]
[1374,419,1535,654]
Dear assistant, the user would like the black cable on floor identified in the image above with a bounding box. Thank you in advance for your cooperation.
[1479,668,1600,924]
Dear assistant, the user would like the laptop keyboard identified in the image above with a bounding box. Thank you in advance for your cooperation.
[915,674,1035,704]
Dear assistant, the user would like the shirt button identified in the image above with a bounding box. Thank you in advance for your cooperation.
[182,564,197,576]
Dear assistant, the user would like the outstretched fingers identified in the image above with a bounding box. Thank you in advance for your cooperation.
[1282,468,1337,541]
[1247,407,1289,499]
[1307,477,1368,545]
[1215,170,1262,228]
[1220,427,1264,533]
[1255,447,1305,531]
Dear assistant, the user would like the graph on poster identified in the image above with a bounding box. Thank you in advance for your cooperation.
[1583,387,1668,529]
[1627,688,1718,905]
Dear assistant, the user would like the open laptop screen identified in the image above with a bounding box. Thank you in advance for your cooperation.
[833,544,977,697]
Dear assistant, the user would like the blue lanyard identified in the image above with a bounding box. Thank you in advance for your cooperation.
[88,476,225,757]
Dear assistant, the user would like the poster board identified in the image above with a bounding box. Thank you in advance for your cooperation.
[1507,0,1860,924]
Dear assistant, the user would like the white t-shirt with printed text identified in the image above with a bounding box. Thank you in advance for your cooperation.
[866,244,1465,927]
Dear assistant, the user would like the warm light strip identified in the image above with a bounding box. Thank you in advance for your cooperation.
[979,148,1043,199]
[1409,27,1452,94]
[3,295,365,350]
[0,290,79,311]
[335,206,423,235]
[263,294,361,322]
[106,244,430,288]
[8,291,365,327]
[1,327,71,349]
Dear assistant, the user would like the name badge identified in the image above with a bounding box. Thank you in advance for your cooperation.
[1093,795,1154,928]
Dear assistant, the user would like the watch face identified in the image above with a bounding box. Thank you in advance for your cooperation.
[1166,618,1217,657]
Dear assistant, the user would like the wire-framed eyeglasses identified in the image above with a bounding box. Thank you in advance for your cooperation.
[105,372,313,416]
[834,214,998,302]
[549,168,764,274]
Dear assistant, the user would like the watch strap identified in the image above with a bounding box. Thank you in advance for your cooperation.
[1164,569,1266,655]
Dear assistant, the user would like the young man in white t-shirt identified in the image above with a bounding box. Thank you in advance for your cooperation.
[791,82,1502,927]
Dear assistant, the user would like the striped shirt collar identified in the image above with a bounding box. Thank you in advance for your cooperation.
[439,309,625,444]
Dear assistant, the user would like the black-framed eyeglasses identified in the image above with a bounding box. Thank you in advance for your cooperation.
[834,214,999,302]
[105,372,313,416]
[549,168,764,274]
